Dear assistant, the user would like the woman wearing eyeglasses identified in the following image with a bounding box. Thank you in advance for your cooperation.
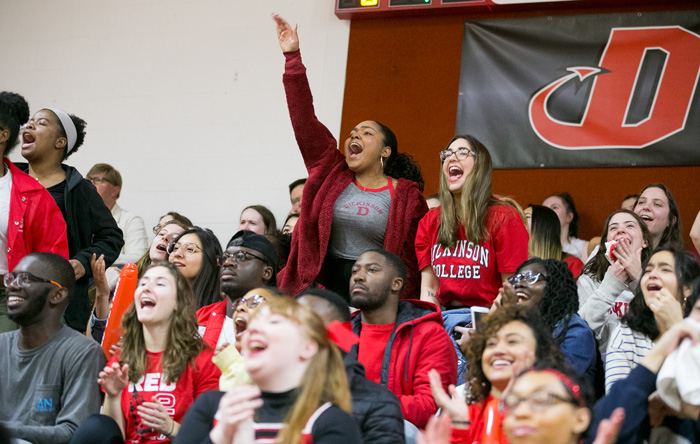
[501,364,595,444]
[415,135,529,383]
[16,107,123,333]
[273,16,428,301]
[499,258,596,386]
[0,92,70,333]
[71,262,221,444]
[167,227,223,310]
[213,288,279,391]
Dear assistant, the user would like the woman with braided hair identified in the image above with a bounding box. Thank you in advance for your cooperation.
[499,258,597,385]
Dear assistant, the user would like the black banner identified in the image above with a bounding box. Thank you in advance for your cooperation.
[456,11,700,168]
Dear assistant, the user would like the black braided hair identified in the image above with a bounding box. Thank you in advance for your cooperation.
[517,257,579,344]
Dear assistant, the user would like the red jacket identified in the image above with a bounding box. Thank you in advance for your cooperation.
[5,158,68,270]
[352,300,458,429]
[276,50,428,298]
[196,299,228,349]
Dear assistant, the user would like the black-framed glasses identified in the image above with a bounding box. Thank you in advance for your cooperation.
[234,294,267,310]
[4,272,63,289]
[88,176,112,185]
[501,390,577,414]
[508,271,546,286]
[166,242,202,256]
[439,147,476,163]
[219,251,266,266]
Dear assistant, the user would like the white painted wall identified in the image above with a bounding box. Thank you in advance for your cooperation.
[0,0,350,244]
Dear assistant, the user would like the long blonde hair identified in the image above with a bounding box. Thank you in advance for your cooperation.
[252,296,351,444]
[438,135,498,247]
[120,263,204,383]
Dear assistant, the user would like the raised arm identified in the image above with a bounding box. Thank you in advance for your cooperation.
[273,15,345,172]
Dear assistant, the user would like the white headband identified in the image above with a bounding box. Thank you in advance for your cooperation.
[44,108,77,154]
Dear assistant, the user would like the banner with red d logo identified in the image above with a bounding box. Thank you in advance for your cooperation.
[457,11,700,168]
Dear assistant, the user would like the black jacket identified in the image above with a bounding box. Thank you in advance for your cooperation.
[344,353,405,443]
[17,163,123,330]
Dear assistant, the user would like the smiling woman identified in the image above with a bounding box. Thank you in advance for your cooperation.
[272,15,427,302]
[633,183,683,250]
[415,135,529,384]
[605,246,700,392]
[177,296,363,444]
[579,210,653,353]
[428,304,565,444]
[501,258,596,386]
[502,365,594,444]
[71,263,221,444]
[167,227,223,310]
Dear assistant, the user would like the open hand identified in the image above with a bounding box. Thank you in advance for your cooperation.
[98,362,129,397]
[428,369,469,426]
[272,14,299,53]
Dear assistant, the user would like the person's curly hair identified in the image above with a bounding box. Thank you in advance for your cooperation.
[120,262,204,384]
[516,258,579,345]
[465,304,565,403]
[0,91,30,156]
[374,121,425,192]
[623,245,700,340]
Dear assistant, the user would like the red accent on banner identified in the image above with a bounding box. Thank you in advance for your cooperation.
[530,26,700,149]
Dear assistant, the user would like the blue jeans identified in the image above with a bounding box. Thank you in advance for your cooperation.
[442,308,472,386]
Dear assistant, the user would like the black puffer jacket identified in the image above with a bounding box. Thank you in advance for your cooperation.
[344,353,405,443]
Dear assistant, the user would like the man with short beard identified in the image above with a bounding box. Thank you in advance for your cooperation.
[196,230,277,349]
[349,249,456,440]
[0,253,105,444]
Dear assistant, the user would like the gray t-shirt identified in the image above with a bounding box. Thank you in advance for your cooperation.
[0,326,106,444]
[328,181,392,260]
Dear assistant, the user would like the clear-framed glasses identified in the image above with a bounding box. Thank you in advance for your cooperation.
[234,294,267,310]
[439,147,476,162]
[219,251,266,266]
[4,272,63,289]
[166,242,202,256]
[508,271,546,286]
[501,390,576,414]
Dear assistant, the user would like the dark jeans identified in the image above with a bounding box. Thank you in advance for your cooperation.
[70,414,124,444]
[322,254,356,303]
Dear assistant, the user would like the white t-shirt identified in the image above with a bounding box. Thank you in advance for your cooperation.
[217,315,236,349]
[563,237,588,262]
[0,166,13,274]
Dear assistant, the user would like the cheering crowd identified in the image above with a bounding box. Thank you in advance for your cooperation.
[0,13,699,444]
